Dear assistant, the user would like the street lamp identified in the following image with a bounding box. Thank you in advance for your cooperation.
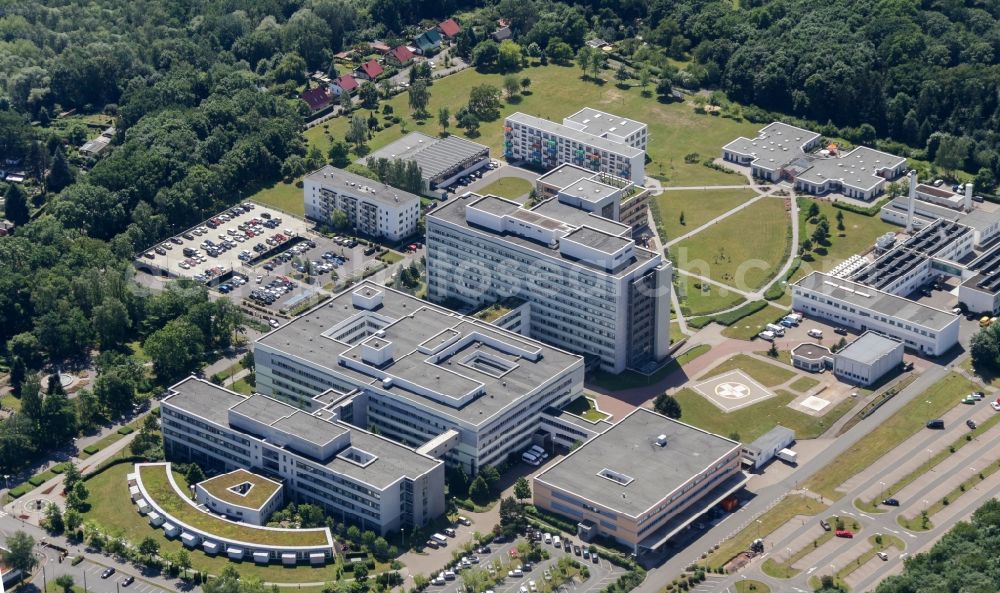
[879,481,886,501]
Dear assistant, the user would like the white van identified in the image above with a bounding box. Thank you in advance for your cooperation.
[553,536,561,548]
[521,451,540,466]
[765,323,785,336]
[807,328,824,338]
[432,534,448,546]
[758,330,775,341]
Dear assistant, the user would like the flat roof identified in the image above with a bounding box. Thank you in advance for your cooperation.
[506,112,643,158]
[962,242,1000,293]
[256,281,582,427]
[746,425,795,453]
[797,147,907,191]
[431,193,656,276]
[792,343,831,360]
[535,408,740,517]
[367,133,489,182]
[537,163,592,188]
[884,196,961,222]
[795,272,958,331]
[164,379,440,489]
[563,225,631,255]
[564,108,646,140]
[959,208,1000,233]
[304,166,420,207]
[836,331,903,366]
[560,177,619,203]
[722,122,820,171]
[197,469,282,510]
[529,199,630,236]
[165,377,246,425]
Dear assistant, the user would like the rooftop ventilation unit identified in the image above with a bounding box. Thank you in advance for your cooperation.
[655,434,667,447]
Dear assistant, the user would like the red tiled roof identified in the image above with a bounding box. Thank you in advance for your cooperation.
[334,75,359,92]
[438,18,461,37]
[358,59,384,79]
[389,45,414,63]
[300,87,332,111]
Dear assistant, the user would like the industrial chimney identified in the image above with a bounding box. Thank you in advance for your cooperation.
[905,170,917,233]
[965,181,974,212]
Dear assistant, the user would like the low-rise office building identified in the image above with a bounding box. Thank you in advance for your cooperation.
[161,377,446,535]
[504,112,646,183]
[723,122,906,200]
[303,166,420,241]
[365,132,490,192]
[533,409,745,560]
[833,331,904,386]
[195,469,285,525]
[791,272,959,356]
[426,193,672,373]
[253,282,585,474]
[741,426,795,470]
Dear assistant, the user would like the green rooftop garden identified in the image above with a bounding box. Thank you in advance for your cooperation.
[139,464,328,547]
[197,469,282,509]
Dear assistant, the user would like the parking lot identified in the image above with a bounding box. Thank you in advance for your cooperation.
[135,202,312,283]
[430,532,625,593]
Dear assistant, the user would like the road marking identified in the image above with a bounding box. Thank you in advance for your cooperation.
[886,528,899,534]
[807,566,816,575]
[859,513,871,519]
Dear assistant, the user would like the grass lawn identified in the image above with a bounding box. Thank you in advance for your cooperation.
[676,274,746,317]
[721,305,786,341]
[1,393,22,412]
[126,341,150,364]
[305,64,759,188]
[588,344,711,391]
[78,417,144,459]
[792,198,894,283]
[82,464,342,582]
[856,406,1000,512]
[476,176,533,200]
[734,581,770,593]
[703,354,796,387]
[673,197,791,291]
[706,494,825,569]
[231,378,253,395]
[657,188,757,243]
[675,387,855,442]
[789,376,820,393]
[562,396,610,422]
[249,181,305,217]
[802,372,981,501]
[139,464,328,547]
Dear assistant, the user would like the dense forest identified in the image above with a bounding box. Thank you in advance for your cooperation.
[875,498,1000,592]
[1,0,999,469]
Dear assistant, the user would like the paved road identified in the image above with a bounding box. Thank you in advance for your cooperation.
[631,363,953,593]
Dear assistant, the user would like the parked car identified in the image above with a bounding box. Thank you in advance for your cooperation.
[121,576,135,587]
[882,498,900,506]
[835,529,854,538]
[992,401,1000,411]
[807,328,823,338]
[458,516,472,526]
[443,527,456,537]
[967,419,977,429]
[425,539,439,549]
[834,327,848,335]
[819,519,831,531]
[877,552,889,561]
[101,568,116,579]
[926,419,945,429]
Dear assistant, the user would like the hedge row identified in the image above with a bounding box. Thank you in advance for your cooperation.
[118,426,135,435]
[764,257,802,301]
[831,196,890,217]
[9,483,31,498]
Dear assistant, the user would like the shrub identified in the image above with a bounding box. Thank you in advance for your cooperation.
[9,483,31,497]
[29,475,47,486]
[713,300,768,326]
[83,445,100,455]
[118,426,134,435]
[71,556,85,566]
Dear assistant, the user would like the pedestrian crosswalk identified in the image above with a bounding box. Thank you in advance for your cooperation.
[0,510,8,518]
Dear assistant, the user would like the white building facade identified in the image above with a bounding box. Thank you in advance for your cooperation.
[426,193,672,374]
[304,166,420,241]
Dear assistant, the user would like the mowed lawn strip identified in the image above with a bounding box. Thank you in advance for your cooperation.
[139,465,328,547]
[802,372,981,501]
[82,465,342,582]
[658,188,758,243]
[706,494,825,569]
[721,305,786,341]
[856,407,1000,512]
[702,353,795,387]
[673,197,791,291]
[675,388,855,442]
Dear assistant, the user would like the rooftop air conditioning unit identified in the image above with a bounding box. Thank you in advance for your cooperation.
[656,434,668,447]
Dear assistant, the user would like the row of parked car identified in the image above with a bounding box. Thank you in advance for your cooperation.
[521,445,548,466]
[248,277,298,306]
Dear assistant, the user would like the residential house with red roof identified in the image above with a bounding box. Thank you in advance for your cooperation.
[355,59,384,81]
[387,45,415,67]
[331,74,359,96]
[438,18,461,38]
[300,87,332,112]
